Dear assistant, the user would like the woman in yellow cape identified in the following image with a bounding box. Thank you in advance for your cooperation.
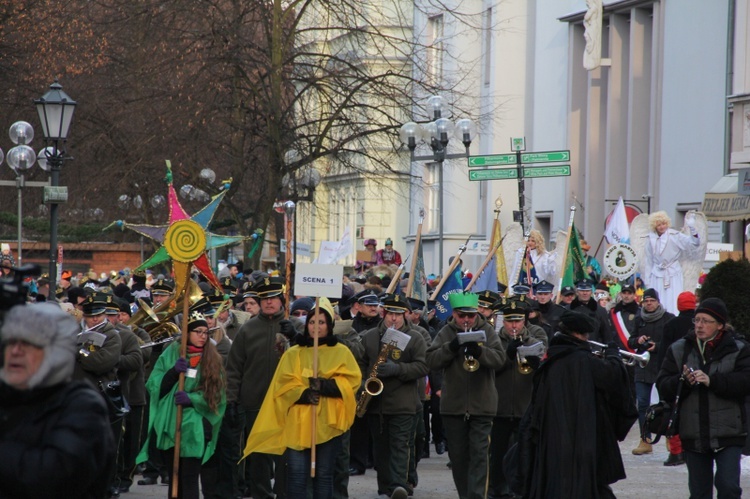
[243,297,361,498]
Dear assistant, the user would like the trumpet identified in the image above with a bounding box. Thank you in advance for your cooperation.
[463,354,479,372]
[516,341,546,375]
[587,340,650,368]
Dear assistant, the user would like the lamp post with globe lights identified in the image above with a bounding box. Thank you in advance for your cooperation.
[399,95,475,272]
[35,80,76,299]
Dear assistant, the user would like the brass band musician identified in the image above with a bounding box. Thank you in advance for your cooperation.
[426,292,506,499]
[488,296,548,499]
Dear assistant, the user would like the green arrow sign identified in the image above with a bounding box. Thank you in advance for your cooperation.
[521,150,570,163]
[467,154,517,167]
[468,165,570,181]
[468,169,518,181]
[523,165,571,178]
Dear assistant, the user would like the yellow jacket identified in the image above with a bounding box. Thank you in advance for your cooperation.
[243,341,361,456]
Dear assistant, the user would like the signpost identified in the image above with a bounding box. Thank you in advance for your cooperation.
[467,138,571,230]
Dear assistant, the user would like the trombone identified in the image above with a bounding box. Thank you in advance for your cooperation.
[587,340,650,368]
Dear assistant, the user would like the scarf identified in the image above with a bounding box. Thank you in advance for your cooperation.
[698,330,724,361]
[640,304,666,323]
[187,344,203,368]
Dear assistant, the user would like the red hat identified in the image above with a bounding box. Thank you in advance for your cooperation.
[677,291,697,312]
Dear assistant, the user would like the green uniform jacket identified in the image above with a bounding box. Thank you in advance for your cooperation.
[427,315,507,417]
[226,310,303,409]
[358,320,429,415]
[74,321,121,389]
[137,342,226,464]
[494,324,548,418]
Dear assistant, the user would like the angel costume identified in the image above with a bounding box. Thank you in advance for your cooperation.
[511,248,557,288]
[644,227,700,315]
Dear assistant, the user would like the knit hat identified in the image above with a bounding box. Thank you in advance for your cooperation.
[695,297,729,325]
[677,291,697,312]
[642,288,659,301]
[0,303,78,389]
[291,297,316,316]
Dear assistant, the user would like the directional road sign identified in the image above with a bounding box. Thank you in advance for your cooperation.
[521,150,570,164]
[468,165,570,181]
[468,154,517,167]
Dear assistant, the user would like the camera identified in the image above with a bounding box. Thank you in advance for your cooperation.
[0,263,41,316]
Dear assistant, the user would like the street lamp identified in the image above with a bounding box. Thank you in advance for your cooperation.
[283,200,296,309]
[399,95,475,272]
[35,80,77,299]
[0,121,40,267]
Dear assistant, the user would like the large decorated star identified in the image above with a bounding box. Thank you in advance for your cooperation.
[134,161,226,292]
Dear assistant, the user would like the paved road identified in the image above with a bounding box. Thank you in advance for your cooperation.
[125,429,750,498]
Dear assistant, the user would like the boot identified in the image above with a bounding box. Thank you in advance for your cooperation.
[663,452,685,466]
[631,439,653,455]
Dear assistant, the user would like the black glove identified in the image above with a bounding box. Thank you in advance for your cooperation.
[449,337,461,353]
[604,342,622,360]
[296,388,320,405]
[506,339,522,359]
[464,342,482,359]
[279,319,296,340]
[377,359,401,378]
[291,333,309,347]
[309,377,342,398]
[525,356,541,370]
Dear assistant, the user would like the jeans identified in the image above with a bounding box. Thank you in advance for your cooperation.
[635,381,653,438]
[685,446,742,499]
[286,436,342,499]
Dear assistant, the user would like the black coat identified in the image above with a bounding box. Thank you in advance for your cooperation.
[516,334,635,498]
[569,298,614,344]
[0,381,115,499]
[658,310,695,371]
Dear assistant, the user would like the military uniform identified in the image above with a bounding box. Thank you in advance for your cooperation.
[358,295,428,497]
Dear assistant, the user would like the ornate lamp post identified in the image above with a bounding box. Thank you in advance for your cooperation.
[35,80,77,299]
[399,95,475,272]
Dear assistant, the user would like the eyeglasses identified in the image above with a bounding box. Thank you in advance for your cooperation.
[191,329,209,337]
[692,317,718,325]
[456,312,477,319]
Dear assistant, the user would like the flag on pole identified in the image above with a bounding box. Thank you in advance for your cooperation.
[410,242,429,303]
[473,256,498,292]
[434,269,463,321]
[604,197,630,244]
[493,219,509,289]
[561,222,587,288]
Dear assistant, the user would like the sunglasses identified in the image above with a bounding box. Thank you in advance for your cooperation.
[456,312,477,319]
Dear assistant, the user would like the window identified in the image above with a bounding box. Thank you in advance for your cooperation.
[427,15,444,86]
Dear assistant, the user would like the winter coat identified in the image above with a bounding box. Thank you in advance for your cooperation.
[627,308,675,384]
[73,320,121,390]
[426,315,506,417]
[358,320,429,415]
[657,331,750,452]
[494,324,548,418]
[0,381,115,499]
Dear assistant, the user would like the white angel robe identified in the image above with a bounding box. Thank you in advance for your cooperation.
[511,248,557,287]
[644,228,700,314]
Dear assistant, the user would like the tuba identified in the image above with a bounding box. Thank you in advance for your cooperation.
[126,279,205,341]
[356,341,397,417]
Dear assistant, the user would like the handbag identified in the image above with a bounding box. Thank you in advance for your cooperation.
[643,400,676,444]
[99,380,130,420]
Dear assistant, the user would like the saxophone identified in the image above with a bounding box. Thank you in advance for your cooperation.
[355,341,397,418]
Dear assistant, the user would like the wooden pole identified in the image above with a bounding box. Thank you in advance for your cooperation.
[385,256,409,294]
[429,240,469,301]
[464,235,504,291]
[171,279,191,498]
[284,210,294,319]
[406,211,424,297]
[310,297,320,477]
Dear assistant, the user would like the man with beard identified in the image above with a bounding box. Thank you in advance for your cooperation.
[569,279,613,344]
[427,292,506,499]
[514,310,635,498]
[358,294,428,499]
[628,288,675,456]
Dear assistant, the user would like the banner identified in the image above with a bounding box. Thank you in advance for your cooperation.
[409,242,428,302]
[561,222,587,288]
[604,197,630,244]
[315,226,351,264]
[434,269,464,321]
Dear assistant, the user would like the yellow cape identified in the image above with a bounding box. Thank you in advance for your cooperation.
[243,342,361,457]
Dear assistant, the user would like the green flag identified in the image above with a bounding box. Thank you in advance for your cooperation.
[561,222,587,288]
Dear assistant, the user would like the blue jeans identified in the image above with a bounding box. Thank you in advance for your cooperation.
[685,446,742,499]
[286,435,342,499]
[635,381,653,438]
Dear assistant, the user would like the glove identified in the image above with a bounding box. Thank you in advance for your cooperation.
[377,359,401,378]
[174,390,192,407]
[296,388,320,405]
[604,342,622,360]
[506,339,522,359]
[449,337,460,353]
[464,342,482,359]
[174,357,189,373]
[309,377,342,398]
[685,212,696,228]
[525,356,541,370]
[279,320,297,340]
